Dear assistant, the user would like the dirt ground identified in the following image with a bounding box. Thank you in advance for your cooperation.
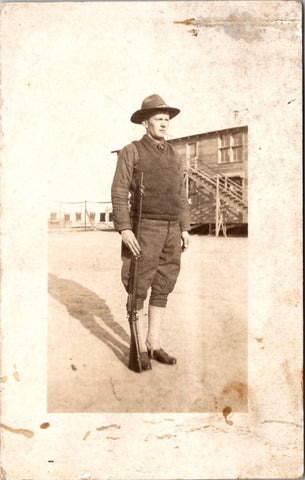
[48,230,247,413]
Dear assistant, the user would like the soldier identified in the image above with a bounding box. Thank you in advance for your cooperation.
[111,94,190,371]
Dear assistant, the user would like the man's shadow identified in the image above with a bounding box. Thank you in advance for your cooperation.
[48,273,130,367]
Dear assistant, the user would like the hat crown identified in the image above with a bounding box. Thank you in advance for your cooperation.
[141,94,168,111]
[130,94,180,124]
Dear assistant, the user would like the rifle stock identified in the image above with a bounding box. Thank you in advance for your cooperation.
[127,172,144,373]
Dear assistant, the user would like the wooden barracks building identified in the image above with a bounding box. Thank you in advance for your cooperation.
[112,125,248,235]
[169,125,248,234]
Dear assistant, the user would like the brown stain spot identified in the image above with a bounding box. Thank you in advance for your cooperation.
[106,436,120,440]
[261,346,265,350]
[0,376,7,383]
[157,434,172,439]
[284,289,300,307]
[223,381,247,400]
[222,407,233,425]
[174,18,196,26]
[71,364,77,371]
[13,371,20,382]
[83,431,91,441]
[143,420,158,424]
[0,423,34,438]
[255,337,263,343]
[188,28,198,36]
[174,446,179,449]
[96,424,121,431]
[40,422,50,429]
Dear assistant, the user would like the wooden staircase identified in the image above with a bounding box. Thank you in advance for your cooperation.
[186,164,248,228]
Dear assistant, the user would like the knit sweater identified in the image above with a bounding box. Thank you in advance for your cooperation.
[111,134,190,232]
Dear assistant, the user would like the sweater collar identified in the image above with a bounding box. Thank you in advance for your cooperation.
[143,133,166,150]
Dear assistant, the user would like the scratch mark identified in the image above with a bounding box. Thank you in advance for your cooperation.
[262,420,302,428]
[0,423,34,438]
[288,99,296,104]
[189,425,211,432]
[110,378,121,401]
[163,418,174,422]
[143,420,159,424]
[222,407,233,425]
[40,422,50,429]
[96,424,121,431]
[174,18,196,26]
[0,376,7,383]
[83,431,91,441]
[106,436,120,440]
[13,370,20,382]
[157,434,172,439]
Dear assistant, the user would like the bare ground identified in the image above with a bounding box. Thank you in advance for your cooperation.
[48,231,247,413]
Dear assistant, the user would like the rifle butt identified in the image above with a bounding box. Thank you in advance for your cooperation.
[128,319,142,373]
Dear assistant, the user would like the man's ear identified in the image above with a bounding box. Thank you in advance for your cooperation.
[142,119,148,129]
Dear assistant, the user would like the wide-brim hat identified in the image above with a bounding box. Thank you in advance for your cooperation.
[130,94,180,124]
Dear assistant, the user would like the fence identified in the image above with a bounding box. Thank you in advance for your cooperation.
[48,200,113,232]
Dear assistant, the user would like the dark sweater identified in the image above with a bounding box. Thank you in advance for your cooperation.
[111,134,190,232]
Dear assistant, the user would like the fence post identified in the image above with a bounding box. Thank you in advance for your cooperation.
[84,201,87,231]
[59,201,62,233]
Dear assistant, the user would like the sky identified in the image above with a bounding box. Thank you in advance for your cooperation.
[2,1,302,206]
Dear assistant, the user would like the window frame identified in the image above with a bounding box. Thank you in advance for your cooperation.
[218,131,244,164]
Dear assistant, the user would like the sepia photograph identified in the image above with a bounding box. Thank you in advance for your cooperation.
[0,1,303,479]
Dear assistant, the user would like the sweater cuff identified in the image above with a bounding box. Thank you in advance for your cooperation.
[115,222,132,233]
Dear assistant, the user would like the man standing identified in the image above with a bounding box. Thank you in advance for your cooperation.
[111,94,190,372]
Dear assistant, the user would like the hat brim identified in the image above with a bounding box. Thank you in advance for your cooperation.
[130,107,180,124]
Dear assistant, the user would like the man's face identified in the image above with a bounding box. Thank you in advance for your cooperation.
[143,111,170,140]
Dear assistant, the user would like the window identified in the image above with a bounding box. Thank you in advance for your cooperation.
[186,142,198,168]
[90,212,96,221]
[64,214,70,222]
[187,142,197,158]
[100,212,106,222]
[232,133,243,162]
[50,212,57,222]
[75,212,82,221]
[218,131,244,163]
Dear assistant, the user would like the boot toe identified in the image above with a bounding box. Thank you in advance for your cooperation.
[150,348,177,365]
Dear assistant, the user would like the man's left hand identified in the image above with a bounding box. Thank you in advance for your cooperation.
[181,231,191,251]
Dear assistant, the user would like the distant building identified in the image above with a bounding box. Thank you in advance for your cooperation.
[169,126,248,233]
[48,201,113,231]
[112,126,248,235]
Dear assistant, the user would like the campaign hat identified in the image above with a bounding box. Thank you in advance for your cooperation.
[130,94,180,124]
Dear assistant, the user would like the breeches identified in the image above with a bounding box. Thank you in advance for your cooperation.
[121,219,181,309]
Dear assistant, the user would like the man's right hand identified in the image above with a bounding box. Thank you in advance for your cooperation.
[121,229,141,256]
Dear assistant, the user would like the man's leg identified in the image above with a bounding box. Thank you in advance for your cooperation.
[121,219,169,369]
[146,221,181,364]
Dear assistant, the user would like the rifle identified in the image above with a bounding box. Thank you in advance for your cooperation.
[126,172,144,373]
